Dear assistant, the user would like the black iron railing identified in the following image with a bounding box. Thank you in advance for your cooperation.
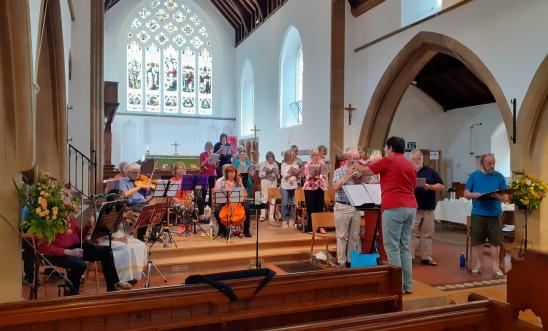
[68,144,97,199]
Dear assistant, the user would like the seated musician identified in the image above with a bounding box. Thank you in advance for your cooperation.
[213,164,252,238]
[104,161,128,193]
[170,162,191,203]
[118,163,154,240]
[170,162,193,233]
[37,215,122,295]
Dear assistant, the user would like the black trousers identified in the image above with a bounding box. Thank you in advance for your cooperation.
[214,203,251,236]
[46,243,119,295]
[304,188,325,232]
[201,175,217,209]
[22,240,36,283]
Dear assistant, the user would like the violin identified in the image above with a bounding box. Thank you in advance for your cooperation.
[134,174,157,191]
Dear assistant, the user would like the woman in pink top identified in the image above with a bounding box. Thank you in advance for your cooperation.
[199,141,218,208]
[303,148,328,233]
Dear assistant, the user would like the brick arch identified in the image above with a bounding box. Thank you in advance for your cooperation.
[358,31,513,149]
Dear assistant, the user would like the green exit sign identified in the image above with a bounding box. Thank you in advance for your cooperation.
[407,141,416,150]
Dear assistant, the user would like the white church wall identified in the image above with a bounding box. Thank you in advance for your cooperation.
[491,122,511,178]
[235,0,332,160]
[106,0,236,164]
[346,0,548,149]
[389,86,508,184]
[68,0,91,156]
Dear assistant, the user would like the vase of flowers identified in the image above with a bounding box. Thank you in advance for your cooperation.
[508,174,547,256]
[15,171,79,243]
[508,174,547,210]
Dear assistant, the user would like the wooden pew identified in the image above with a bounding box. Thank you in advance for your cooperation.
[0,266,402,331]
[507,249,547,329]
[260,298,508,331]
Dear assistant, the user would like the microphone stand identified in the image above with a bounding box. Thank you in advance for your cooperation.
[0,213,79,298]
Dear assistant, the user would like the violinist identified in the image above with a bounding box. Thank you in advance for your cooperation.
[119,163,154,240]
[213,164,252,238]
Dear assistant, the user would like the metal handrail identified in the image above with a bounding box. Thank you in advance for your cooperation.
[68,143,97,199]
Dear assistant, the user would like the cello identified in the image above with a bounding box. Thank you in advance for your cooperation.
[218,177,246,227]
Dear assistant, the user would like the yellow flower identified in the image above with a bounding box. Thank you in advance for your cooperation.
[45,209,50,215]
[525,179,532,186]
[521,199,529,206]
[52,207,58,212]
[35,207,41,214]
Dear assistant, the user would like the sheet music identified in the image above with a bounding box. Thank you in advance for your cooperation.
[214,188,245,203]
[320,163,329,176]
[219,145,232,155]
[239,163,249,174]
[364,184,382,205]
[415,178,426,188]
[287,166,300,176]
[153,180,179,197]
[308,165,321,176]
[208,153,220,163]
[343,185,370,206]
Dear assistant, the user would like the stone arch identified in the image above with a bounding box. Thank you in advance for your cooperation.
[514,55,548,248]
[358,31,513,149]
[516,54,548,163]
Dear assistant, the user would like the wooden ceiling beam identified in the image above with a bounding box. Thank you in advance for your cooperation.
[212,0,240,29]
[226,0,249,33]
[349,0,385,17]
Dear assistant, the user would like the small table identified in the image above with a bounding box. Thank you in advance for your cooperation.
[434,199,514,225]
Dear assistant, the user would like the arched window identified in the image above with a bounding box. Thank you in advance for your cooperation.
[401,0,443,26]
[279,26,303,128]
[240,60,254,137]
[126,0,213,115]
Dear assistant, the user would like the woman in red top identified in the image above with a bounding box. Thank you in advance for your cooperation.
[200,141,218,208]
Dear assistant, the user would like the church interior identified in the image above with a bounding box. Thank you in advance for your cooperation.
[1,0,547,329]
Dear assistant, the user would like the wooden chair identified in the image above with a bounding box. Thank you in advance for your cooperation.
[84,261,101,293]
[310,212,336,260]
[294,188,307,232]
[267,187,282,220]
[323,186,336,212]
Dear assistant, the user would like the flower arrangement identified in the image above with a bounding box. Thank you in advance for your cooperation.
[508,174,548,210]
[15,171,79,243]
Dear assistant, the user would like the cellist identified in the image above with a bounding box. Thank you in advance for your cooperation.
[213,164,252,238]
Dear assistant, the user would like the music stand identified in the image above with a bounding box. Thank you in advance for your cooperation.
[249,202,268,269]
[343,184,383,256]
[153,180,179,227]
[90,201,126,248]
[134,203,169,287]
[214,188,244,241]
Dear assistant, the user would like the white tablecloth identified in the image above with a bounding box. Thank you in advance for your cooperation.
[434,200,514,225]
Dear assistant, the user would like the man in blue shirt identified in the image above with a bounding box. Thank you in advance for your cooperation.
[463,154,509,279]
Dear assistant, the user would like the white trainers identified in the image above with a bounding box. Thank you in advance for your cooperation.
[282,221,289,228]
[289,220,295,228]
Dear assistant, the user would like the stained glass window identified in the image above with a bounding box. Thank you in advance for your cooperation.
[126,0,213,115]
[181,47,195,114]
[296,47,303,104]
[127,42,142,112]
[198,49,212,115]
[164,45,178,113]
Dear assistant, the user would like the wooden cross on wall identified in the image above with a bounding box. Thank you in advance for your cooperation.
[251,125,260,141]
[171,141,180,155]
[345,104,356,125]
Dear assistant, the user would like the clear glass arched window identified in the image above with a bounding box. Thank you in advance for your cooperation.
[279,26,303,128]
[240,60,254,137]
[126,0,212,115]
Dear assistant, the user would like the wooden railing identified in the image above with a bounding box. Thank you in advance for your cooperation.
[0,266,402,331]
